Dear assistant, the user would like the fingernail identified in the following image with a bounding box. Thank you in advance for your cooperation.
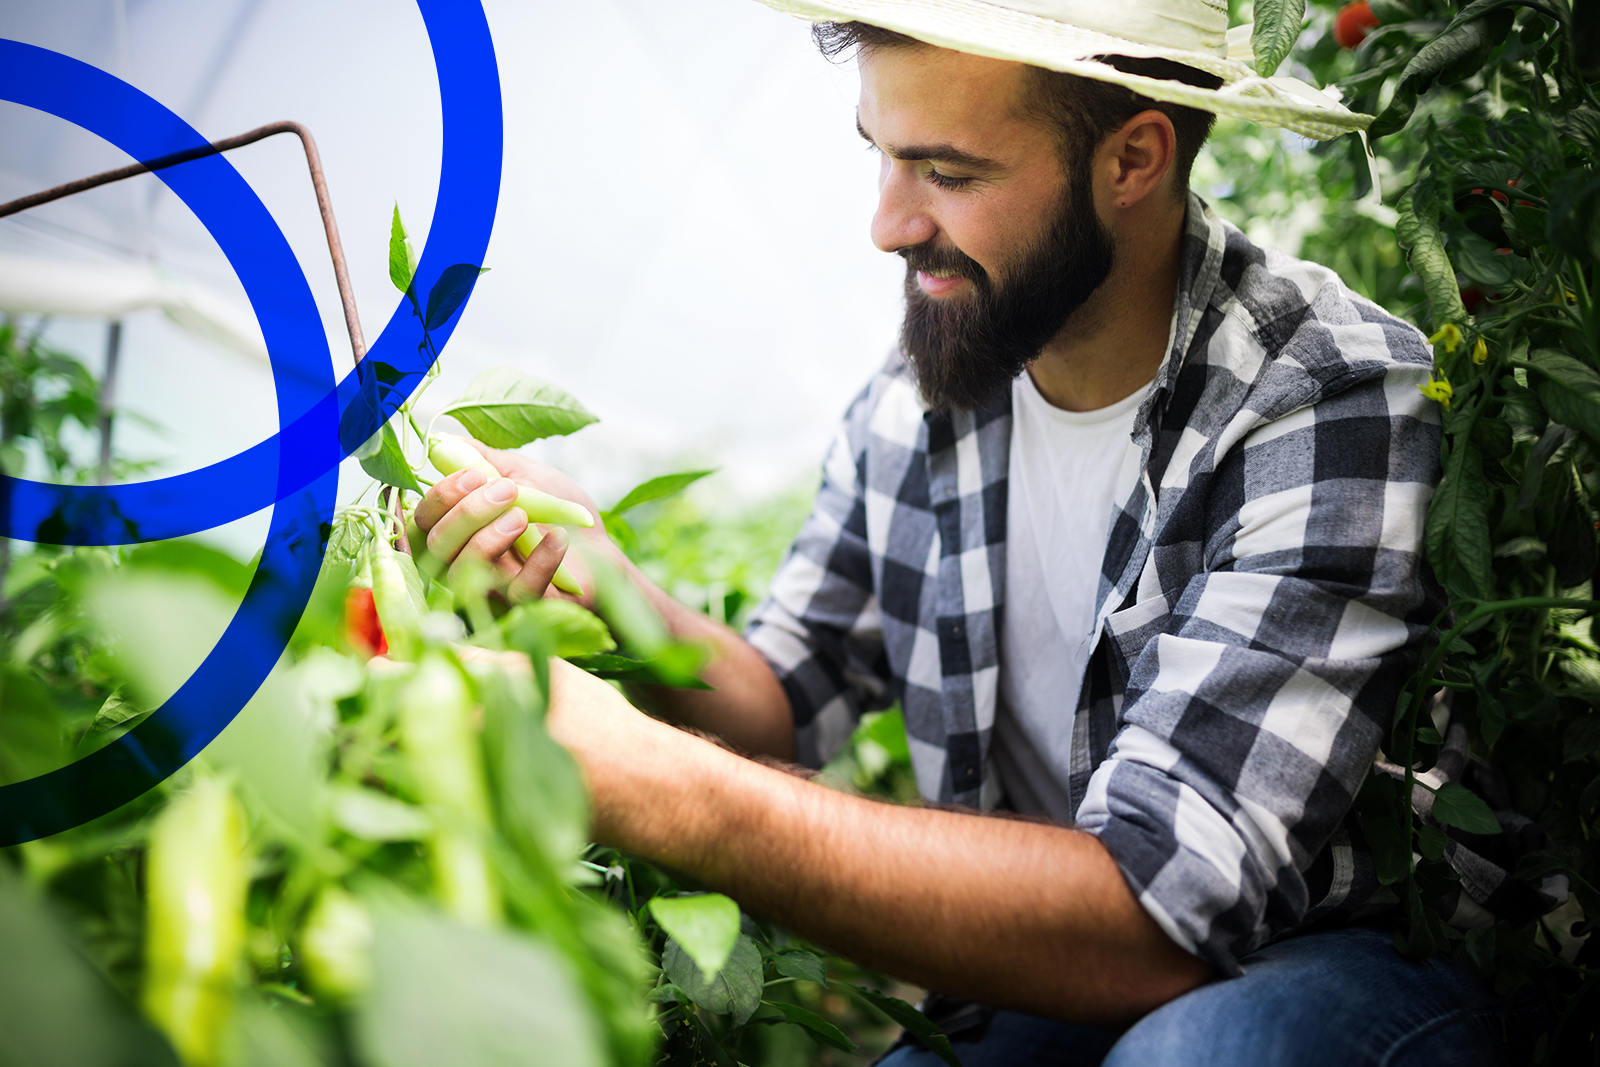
[546,526,568,552]
[485,478,516,504]
[494,509,526,535]
[457,469,486,492]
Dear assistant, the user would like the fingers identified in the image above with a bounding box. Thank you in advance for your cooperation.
[446,503,531,588]
[414,467,487,532]
[425,475,522,562]
[505,526,570,605]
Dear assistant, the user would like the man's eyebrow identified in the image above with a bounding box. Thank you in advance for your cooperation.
[855,117,1002,171]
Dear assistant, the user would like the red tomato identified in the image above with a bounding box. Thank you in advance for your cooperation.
[1334,1,1380,48]
[344,587,388,657]
[1460,286,1488,315]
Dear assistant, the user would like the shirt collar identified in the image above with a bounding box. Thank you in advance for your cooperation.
[1131,191,1227,441]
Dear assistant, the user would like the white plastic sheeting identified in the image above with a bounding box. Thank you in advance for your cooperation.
[0,0,903,547]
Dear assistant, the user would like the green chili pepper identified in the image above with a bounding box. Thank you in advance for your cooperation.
[427,434,590,596]
[299,885,373,1003]
[398,653,501,926]
[142,778,248,1067]
[369,541,424,662]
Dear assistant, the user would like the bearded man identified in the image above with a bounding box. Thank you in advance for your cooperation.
[414,2,1549,1062]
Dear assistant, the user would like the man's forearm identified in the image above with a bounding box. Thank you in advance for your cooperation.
[550,662,1212,1024]
[617,555,797,760]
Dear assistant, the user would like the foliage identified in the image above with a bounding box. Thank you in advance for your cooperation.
[0,212,927,1067]
[1212,0,1599,1058]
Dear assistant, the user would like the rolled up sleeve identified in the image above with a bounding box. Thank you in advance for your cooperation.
[1076,361,1441,975]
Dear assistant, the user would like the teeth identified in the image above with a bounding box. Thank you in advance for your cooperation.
[925,269,958,279]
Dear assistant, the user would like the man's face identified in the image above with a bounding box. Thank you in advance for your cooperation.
[857,46,1115,412]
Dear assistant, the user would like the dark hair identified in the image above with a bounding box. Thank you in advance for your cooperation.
[812,21,1221,191]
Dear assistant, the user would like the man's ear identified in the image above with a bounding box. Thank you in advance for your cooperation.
[1100,110,1178,210]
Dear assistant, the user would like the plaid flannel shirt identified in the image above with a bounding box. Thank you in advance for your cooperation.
[745,195,1446,976]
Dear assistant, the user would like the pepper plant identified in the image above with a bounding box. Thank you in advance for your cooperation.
[1233,0,1600,1058]
[0,212,942,1067]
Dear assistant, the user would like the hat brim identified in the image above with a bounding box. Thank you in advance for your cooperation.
[755,0,1373,140]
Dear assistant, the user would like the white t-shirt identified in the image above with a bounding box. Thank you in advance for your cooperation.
[993,369,1150,822]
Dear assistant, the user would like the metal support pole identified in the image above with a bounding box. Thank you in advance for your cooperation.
[97,319,123,485]
[0,121,366,370]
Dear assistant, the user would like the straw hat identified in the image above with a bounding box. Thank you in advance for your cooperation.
[752,0,1371,141]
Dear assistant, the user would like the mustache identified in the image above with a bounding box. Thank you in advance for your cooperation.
[897,241,988,286]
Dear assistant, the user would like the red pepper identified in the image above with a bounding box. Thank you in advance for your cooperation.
[344,587,388,657]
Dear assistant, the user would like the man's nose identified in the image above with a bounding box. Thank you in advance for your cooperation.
[871,159,937,254]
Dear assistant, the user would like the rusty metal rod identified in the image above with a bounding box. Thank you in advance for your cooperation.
[0,120,366,368]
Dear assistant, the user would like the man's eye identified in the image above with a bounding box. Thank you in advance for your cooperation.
[926,168,973,190]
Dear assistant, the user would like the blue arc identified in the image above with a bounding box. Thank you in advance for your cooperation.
[0,1,501,844]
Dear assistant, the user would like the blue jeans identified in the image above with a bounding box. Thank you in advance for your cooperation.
[877,926,1549,1067]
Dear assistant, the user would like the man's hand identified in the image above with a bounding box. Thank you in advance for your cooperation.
[544,657,1213,1024]
[413,436,796,758]
[413,436,618,605]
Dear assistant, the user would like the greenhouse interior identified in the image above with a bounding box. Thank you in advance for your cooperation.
[2,0,1597,1064]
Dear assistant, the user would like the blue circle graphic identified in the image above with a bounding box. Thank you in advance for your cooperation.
[0,0,502,844]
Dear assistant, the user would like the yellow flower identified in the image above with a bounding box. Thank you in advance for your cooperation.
[1472,337,1488,365]
[1419,376,1454,410]
[1429,323,1464,353]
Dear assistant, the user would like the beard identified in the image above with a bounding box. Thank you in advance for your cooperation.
[898,161,1115,413]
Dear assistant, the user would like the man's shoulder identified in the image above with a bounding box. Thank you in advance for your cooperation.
[1189,210,1434,420]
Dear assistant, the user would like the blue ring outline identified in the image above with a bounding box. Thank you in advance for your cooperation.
[0,1,502,844]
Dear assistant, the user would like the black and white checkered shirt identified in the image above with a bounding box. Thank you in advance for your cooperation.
[745,195,1444,976]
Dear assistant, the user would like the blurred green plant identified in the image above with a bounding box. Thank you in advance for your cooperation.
[0,213,929,1067]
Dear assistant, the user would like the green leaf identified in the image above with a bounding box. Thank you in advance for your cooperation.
[502,599,615,659]
[0,867,180,1067]
[649,894,741,979]
[1249,0,1305,78]
[86,689,149,737]
[358,420,421,493]
[1474,685,1506,748]
[439,367,598,447]
[1416,822,1448,862]
[587,554,670,658]
[1526,350,1600,452]
[846,986,964,1067]
[764,1002,857,1053]
[1361,810,1412,885]
[1564,716,1600,763]
[1415,725,1443,745]
[356,909,605,1067]
[661,934,763,1026]
[609,470,717,516]
[329,785,431,841]
[476,666,591,872]
[423,264,487,332]
[1549,479,1597,588]
[1371,14,1492,135]
[771,948,828,986]
[1515,846,1582,884]
[858,708,912,764]
[1396,185,1469,330]
[1451,233,1518,287]
[1400,15,1490,89]
[1425,435,1492,599]
[388,205,418,296]
[1515,424,1572,509]
[1430,782,1501,836]
[658,1013,739,1067]
[392,549,429,620]
[565,651,714,689]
